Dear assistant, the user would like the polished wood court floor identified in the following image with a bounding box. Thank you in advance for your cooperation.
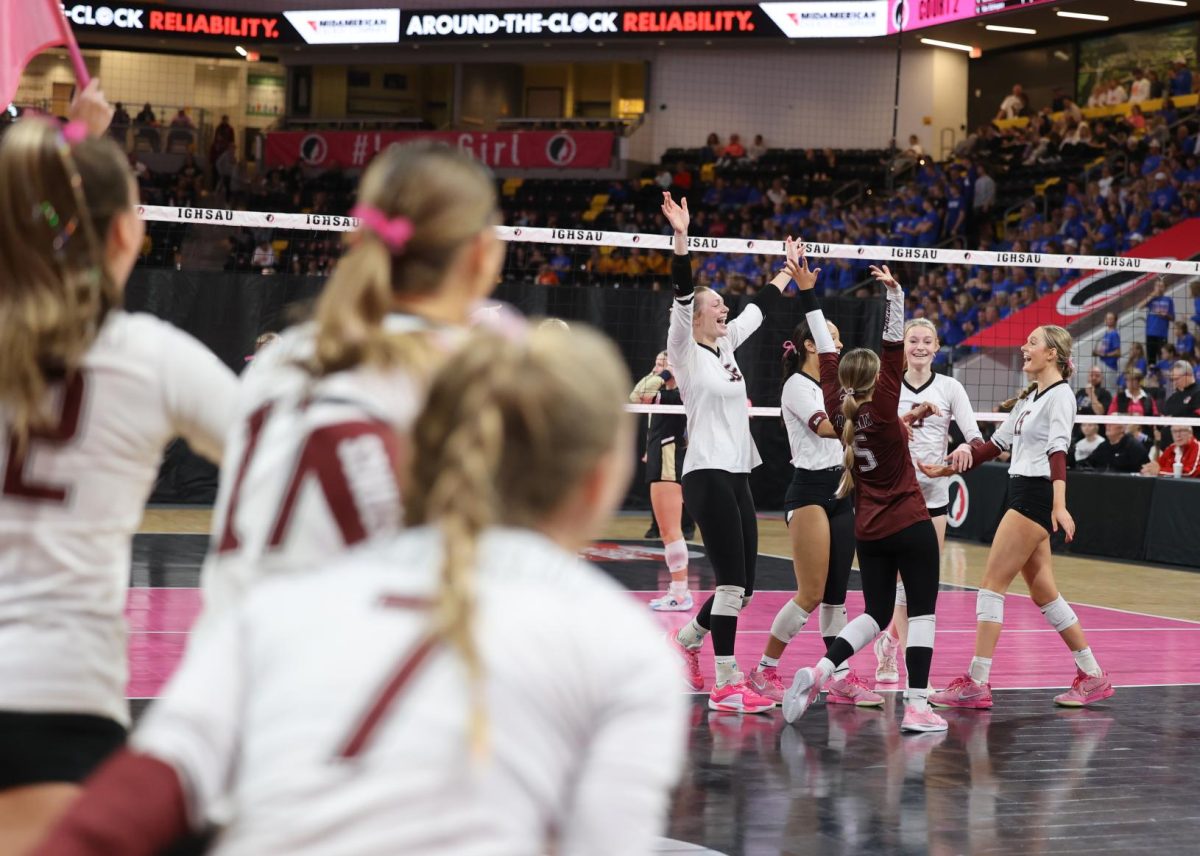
[133,508,1200,855]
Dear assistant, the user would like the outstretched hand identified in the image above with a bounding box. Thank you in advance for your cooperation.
[68,79,114,139]
[901,402,941,425]
[869,264,901,290]
[661,192,690,236]
[784,236,821,291]
[918,460,956,479]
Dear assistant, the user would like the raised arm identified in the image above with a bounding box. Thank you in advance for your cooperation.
[629,372,665,404]
[726,253,803,351]
[787,238,843,428]
[663,193,694,373]
[868,265,906,419]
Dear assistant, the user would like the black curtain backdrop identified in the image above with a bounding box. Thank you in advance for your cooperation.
[128,271,884,508]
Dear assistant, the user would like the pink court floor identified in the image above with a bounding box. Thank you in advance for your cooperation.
[126,587,1200,698]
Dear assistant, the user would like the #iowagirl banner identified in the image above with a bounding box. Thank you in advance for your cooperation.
[264,130,616,170]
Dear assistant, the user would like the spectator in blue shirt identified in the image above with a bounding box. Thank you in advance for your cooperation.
[1176,321,1196,356]
[1151,173,1181,213]
[1141,277,1175,364]
[1141,139,1163,176]
[1093,310,1122,387]
[1169,60,1193,97]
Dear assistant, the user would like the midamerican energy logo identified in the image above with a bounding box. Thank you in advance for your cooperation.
[282,9,401,44]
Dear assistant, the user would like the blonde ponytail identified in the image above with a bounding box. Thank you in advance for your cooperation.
[308,141,498,378]
[407,324,632,753]
[832,348,881,499]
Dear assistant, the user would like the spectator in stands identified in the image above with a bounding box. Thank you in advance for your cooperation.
[535,264,560,286]
[1175,321,1195,356]
[251,239,276,274]
[1130,69,1152,104]
[1070,422,1104,466]
[1106,77,1129,105]
[209,114,235,170]
[1110,367,1159,420]
[1149,69,1165,99]
[705,132,723,160]
[1141,276,1176,364]
[671,161,693,191]
[1142,425,1200,477]
[1163,359,1200,419]
[1126,105,1147,134]
[1093,311,1122,386]
[1084,422,1151,472]
[720,134,746,165]
[747,134,767,161]
[1087,81,1110,108]
[135,101,159,151]
[996,84,1026,120]
[1119,343,1150,390]
[1154,343,1178,382]
[654,166,673,190]
[167,108,194,151]
[972,163,995,240]
[1169,58,1193,97]
[1077,364,1113,417]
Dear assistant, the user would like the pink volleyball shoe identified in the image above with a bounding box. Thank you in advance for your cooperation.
[782,667,824,724]
[667,632,704,691]
[826,671,885,707]
[748,666,785,703]
[1053,669,1115,707]
[929,674,993,709]
[708,677,776,714]
[901,706,949,733]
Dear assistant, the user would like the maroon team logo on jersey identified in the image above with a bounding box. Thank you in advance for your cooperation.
[947,475,970,529]
[723,363,742,382]
[1014,411,1030,435]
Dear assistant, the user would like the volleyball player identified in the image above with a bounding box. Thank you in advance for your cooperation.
[746,323,883,708]
[0,96,238,852]
[660,192,787,714]
[630,352,692,610]
[200,142,505,620]
[923,326,1114,709]
[36,326,687,856]
[781,255,947,733]
[874,319,982,684]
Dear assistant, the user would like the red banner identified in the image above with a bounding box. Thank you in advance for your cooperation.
[264,130,615,170]
[962,220,1200,348]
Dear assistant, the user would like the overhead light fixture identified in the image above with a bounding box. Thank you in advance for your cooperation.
[1135,0,1186,5]
[234,45,247,57]
[920,37,974,52]
[1056,10,1110,20]
[986,24,1038,34]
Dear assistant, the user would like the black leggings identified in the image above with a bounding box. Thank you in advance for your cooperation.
[822,505,855,607]
[855,520,940,688]
[683,469,758,657]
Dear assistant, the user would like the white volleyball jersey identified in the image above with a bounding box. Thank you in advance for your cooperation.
[898,372,983,508]
[781,371,842,470]
[668,296,762,475]
[201,316,438,621]
[991,380,1075,479]
[0,312,237,724]
[135,527,687,856]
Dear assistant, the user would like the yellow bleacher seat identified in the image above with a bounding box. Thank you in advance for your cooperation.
[502,178,523,197]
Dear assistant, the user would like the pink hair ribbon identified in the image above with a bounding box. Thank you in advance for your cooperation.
[350,204,414,253]
[782,340,798,358]
[60,120,89,146]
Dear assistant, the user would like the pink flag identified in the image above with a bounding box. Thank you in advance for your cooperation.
[0,0,78,108]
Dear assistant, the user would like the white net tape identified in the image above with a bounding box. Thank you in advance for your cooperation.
[139,205,1189,275]
[137,204,1200,429]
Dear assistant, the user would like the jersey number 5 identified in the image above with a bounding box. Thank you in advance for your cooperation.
[852,432,878,473]
[3,374,86,505]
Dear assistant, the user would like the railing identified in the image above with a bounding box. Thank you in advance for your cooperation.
[273,117,429,131]
[832,179,864,207]
[497,114,644,136]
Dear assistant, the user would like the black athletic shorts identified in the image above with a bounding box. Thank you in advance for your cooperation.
[784,467,852,519]
[1008,475,1054,534]
[646,440,686,484]
[927,504,949,518]
[0,711,126,789]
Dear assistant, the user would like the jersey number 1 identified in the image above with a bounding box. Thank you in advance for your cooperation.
[3,374,85,505]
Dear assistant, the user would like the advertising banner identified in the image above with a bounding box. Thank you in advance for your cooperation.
[759,2,888,39]
[886,0,1060,35]
[263,129,616,169]
[961,220,1200,349]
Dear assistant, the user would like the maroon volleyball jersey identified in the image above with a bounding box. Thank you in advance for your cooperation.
[819,342,930,541]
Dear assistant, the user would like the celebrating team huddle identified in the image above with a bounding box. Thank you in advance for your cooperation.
[0,82,1111,856]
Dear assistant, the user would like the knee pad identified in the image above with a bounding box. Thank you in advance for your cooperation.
[769,600,810,644]
[712,585,745,617]
[818,603,847,638]
[907,614,936,649]
[664,539,689,574]
[741,593,754,609]
[894,581,907,607]
[1039,595,1078,632]
[976,589,1005,624]
[841,614,881,652]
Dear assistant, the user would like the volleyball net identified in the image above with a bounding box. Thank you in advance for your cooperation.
[136,205,1200,434]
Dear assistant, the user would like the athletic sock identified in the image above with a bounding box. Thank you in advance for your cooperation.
[668,581,689,597]
[904,688,931,713]
[1073,647,1102,677]
[814,658,836,684]
[714,656,739,687]
[759,654,780,669]
[676,619,707,650]
[969,656,992,685]
[824,639,850,679]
